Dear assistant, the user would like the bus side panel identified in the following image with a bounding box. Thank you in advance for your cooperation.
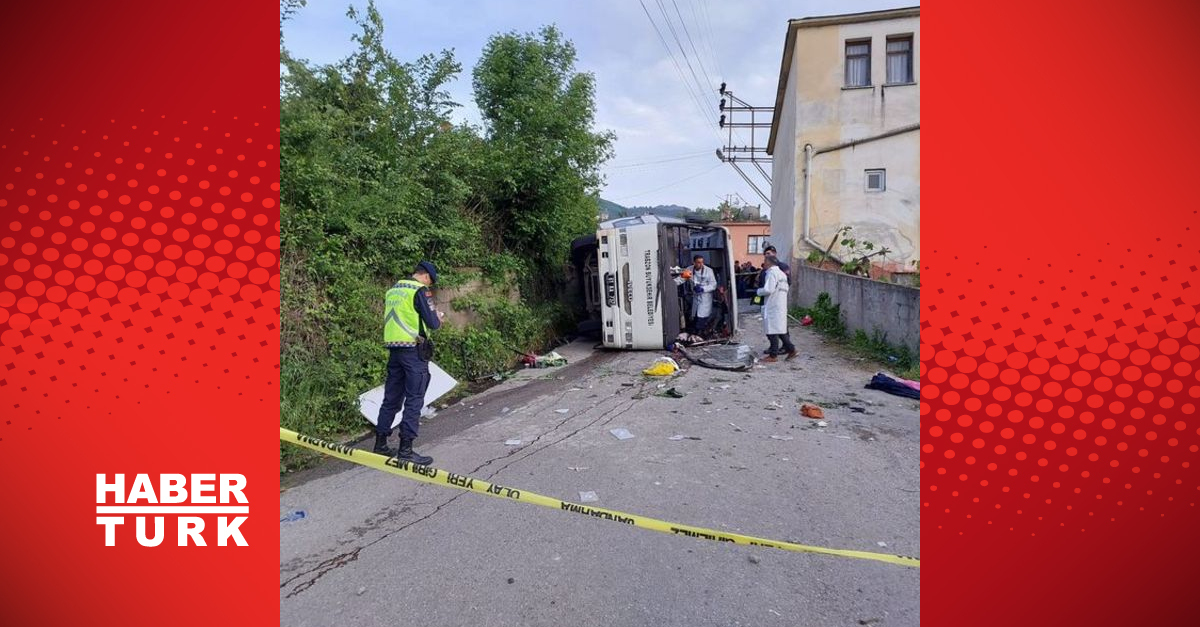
[598,224,664,349]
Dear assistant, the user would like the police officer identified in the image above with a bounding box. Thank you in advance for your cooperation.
[374,261,443,464]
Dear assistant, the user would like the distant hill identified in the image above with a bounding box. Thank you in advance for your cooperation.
[597,198,694,220]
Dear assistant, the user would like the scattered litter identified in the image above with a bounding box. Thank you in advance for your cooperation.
[859,619,882,626]
[800,404,825,419]
[567,466,590,472]
[816,421,829,427]
[578,491,599,503]
[657,383,667,389]
[643,356,680,376]
[504,439,522,446]
[865,372,921,399]
[781,457,789,461]
[769,435,794,441]
[522,350,568,368]
[835,435,852,440]
[621,382,636,387]
[653,481,662,486]
[609,428,635,440]
[720,384,731,390]
[701,398,713,405]
[657,387,685,398]
[877,541,888,548]
[668,434,702,441]
[501,407,511,414]
[280,510,307,523]
[679,343,754,371]
[800,315,813,326]
[356,586,367,596]
[421,406,437,418]
[769,609,782,617]
[728,422,743,432]
[850,406,866,413]
[749,554,761,564]
[555,408,570,414]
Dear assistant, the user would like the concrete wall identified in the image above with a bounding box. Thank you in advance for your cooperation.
[769,50,799,265]
[774,14,920,271]
[791,263,919,351]
[431,268,520,328]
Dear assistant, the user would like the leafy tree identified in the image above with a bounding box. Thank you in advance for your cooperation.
[473,26,615,293]
[278,3,611,460]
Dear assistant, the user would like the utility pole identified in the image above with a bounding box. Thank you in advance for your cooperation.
[714,82,772,209]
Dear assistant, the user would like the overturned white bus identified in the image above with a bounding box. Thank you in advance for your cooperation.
[571,215,739,349]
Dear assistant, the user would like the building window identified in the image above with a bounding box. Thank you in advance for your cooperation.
[844,40,871,87]
[748,235,770,255]
[886,35,913,84]
[865,169,886,192]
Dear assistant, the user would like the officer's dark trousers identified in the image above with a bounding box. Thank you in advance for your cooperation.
[375,347,430,440]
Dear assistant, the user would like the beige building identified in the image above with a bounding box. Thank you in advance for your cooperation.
[766,6,920,274]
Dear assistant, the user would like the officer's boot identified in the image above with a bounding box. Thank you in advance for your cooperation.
[372,432,395,456]
[397,437,433,466]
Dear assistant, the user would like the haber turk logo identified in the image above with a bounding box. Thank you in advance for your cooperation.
[95,474,250,547]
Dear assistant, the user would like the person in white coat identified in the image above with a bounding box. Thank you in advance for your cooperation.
[687,254,717,335]
[757,256,796,361]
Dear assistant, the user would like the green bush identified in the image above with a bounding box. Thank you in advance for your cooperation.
[279,3,612,470]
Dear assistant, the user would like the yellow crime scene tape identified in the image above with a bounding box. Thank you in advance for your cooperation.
[280,427,919,569]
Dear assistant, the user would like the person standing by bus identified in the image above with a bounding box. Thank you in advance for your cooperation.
[757,256,796,362]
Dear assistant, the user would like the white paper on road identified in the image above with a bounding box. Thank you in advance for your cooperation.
[359,361,458,426]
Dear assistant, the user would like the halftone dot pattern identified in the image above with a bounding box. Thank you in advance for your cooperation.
[922,227,1200,534]
[0,110,280,440]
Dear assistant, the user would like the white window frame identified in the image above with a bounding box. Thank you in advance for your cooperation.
[747,235,769,255]
[865,169,886,192]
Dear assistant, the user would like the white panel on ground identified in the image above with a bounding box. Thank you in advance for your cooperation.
[358,361,458,426]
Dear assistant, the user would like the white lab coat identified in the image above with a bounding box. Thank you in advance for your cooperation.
[756,265,790,335]
[689,265,717,318]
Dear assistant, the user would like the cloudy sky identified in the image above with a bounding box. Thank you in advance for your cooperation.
[283,0,916,216]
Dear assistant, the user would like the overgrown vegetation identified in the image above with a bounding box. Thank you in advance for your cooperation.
[793,293,918,380]
[279,2,613,470]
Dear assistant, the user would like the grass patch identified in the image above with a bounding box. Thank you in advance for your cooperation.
[793,292,919,380]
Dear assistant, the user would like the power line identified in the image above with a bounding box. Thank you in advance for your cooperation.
[670,0,717,94]
[697,0,725,81]
[654,0,712,107]
[686,0,722,84]
[611,163,722,202]
[604,152,712,170]
[637,0,723,143]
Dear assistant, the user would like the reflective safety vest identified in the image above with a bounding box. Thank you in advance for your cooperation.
[383,279,425,345]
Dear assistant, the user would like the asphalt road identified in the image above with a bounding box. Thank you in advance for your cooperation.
[280,313,920,626]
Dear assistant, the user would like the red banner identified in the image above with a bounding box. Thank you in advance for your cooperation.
[0,2,279,625]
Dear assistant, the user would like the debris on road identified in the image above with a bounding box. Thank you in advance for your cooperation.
[865,372,921,399]
[280,510,307,523]
[567,466,589,472]
[578,491,599,503]
[504,439,522,446]
[555,408,570,414]
[657,387,685,398]
[749,554,761,564]
[609,428,635,440]
[769,435,794,441]
[877,541,888,548]
[356,586,367,596]
[679,343,755,371]
[729,422,744,432]
[668,434,702,441]
[817,421,829,427]
[643,356,680,376]
[801,403,825,419]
